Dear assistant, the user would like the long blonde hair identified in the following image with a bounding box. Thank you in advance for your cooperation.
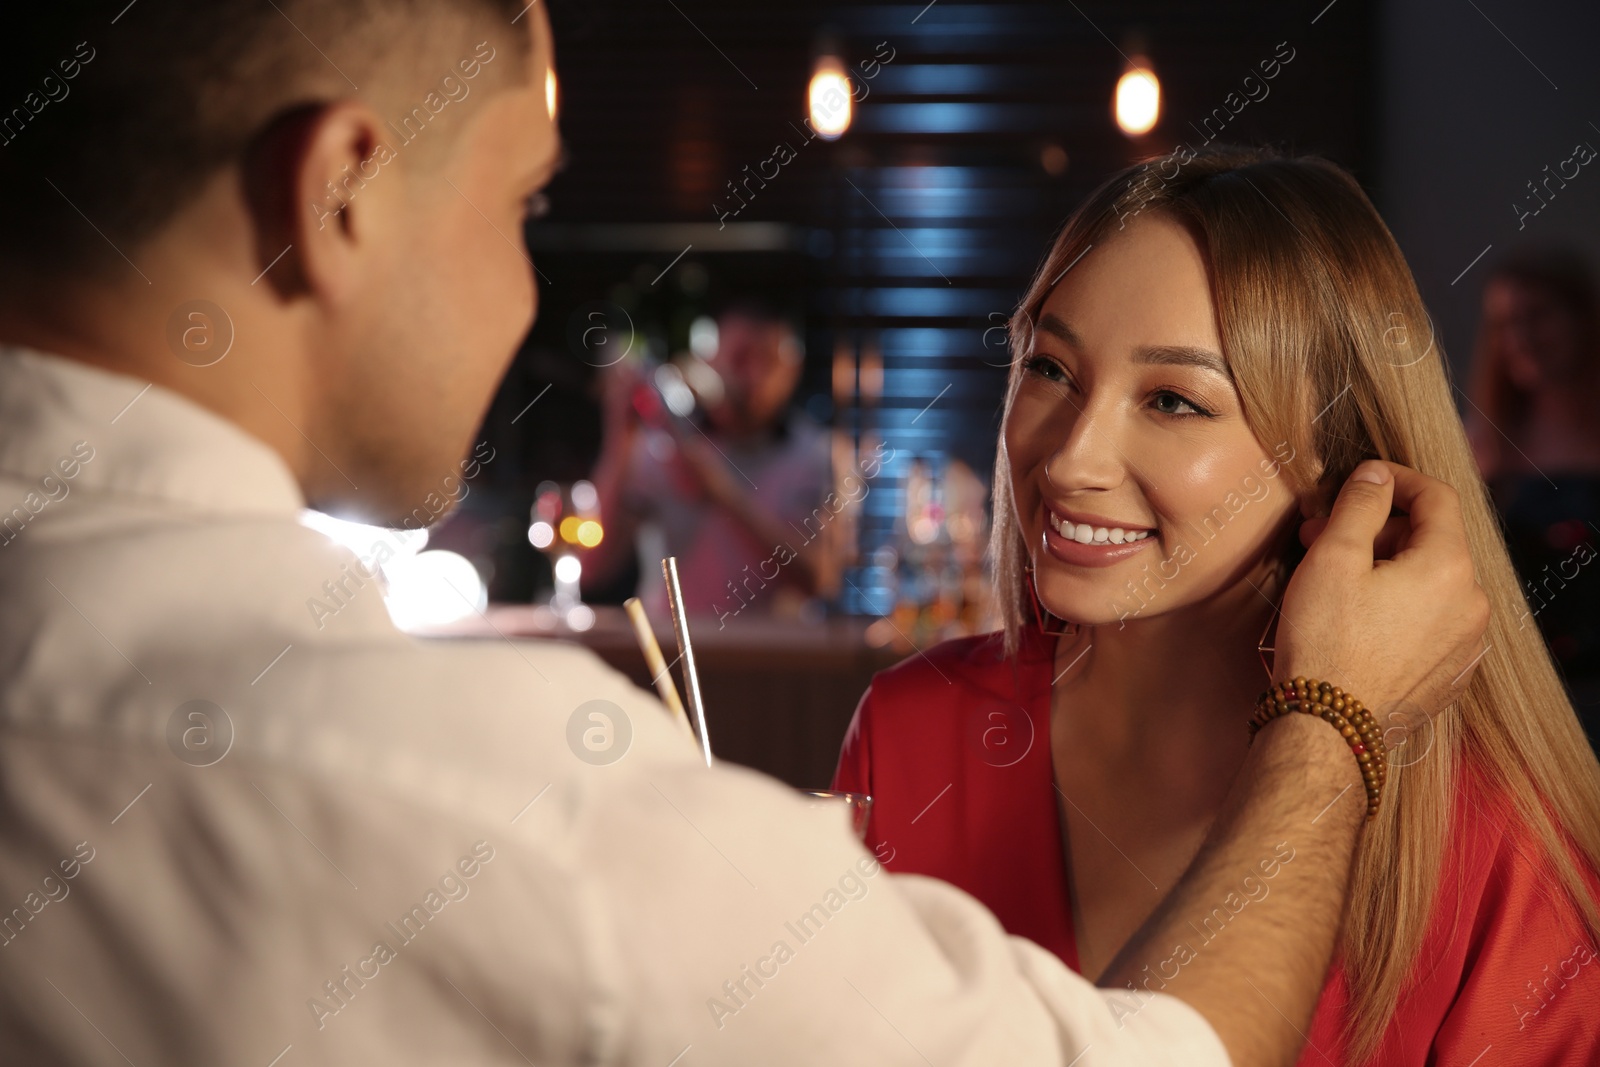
[990,144,1600,1059]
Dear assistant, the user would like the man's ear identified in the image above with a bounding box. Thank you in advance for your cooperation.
[240,100,393,304]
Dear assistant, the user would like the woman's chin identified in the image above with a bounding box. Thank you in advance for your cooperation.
[1033,551,1175,627]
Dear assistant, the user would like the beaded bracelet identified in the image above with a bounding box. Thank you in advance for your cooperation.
[1249,677,1388,819]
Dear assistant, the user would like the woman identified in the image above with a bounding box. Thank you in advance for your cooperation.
[834,145,1600,1065]
[1466,247,1600,744]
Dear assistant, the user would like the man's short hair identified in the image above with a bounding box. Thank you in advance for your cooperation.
[0,1,531,280]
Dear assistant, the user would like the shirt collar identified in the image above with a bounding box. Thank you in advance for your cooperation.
[0,346,305,517]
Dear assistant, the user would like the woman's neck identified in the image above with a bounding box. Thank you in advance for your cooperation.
[1052,566,1285,759]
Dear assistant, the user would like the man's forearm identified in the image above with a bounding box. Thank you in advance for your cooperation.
[1100,714,1364,1067]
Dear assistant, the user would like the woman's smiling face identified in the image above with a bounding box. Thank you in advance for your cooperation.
[1005,211,1301,627]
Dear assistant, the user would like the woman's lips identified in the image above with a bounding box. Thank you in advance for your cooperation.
[1040,507,1156,568]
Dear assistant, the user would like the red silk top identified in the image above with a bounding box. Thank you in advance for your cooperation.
[833,626,1600,1066]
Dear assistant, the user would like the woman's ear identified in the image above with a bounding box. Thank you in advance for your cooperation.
[1299,477,1338,520]
[1292,476,1343,551]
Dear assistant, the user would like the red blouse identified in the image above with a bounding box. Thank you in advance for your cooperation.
[833,626,1600,1066]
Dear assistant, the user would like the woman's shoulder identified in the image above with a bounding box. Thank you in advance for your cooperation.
[1441,761,1552,896]
[1400,758,1600,1060]
[1446,758,1593,876]
[1306,758,1600,1065]
[865,630,1041,709]
[1425,756,1599,971]
[876,630,1007,679]
[1447,758,1518,843]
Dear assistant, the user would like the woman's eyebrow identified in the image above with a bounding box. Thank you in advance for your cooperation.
[1036,312,1082,347]
[1037,312,1233,382]
[1133,344,1233,381]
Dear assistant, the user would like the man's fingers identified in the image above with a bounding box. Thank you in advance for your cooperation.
[1384,464,1471,564]
[1310,460,1397,564]
[1300,514,1411,559]
[1302,463,1471,570]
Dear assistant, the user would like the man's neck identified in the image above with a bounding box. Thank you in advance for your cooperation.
[0,255,322,505]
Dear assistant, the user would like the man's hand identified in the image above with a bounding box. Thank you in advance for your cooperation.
[1279,460,1490,733]
[1101,461,1488,1067]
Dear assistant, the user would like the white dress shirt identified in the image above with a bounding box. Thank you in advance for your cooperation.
[0,346,1230,1066]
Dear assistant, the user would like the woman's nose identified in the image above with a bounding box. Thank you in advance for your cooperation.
[1044,405,1125,493]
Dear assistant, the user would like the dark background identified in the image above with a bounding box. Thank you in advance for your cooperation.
[442,0,1600,612]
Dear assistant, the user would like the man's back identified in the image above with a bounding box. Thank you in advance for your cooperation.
[0,347,1225,1064]
[0,345,693,1062]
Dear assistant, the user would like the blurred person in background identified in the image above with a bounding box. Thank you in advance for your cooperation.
[1466,246,1600,746]
[586,298,834,622]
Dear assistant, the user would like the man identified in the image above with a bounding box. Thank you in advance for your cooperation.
[587,298,834,620]
[0,4,1488,1065]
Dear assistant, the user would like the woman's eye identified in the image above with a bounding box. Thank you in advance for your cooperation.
[523,192,551,221]
[1023,355,1068,383]
[1152,390,1210,417]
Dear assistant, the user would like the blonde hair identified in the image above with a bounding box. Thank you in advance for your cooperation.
[990,144,1600,1060]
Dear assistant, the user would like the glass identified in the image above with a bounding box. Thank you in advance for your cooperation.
[528,480,604,629]
[798,789,873,841]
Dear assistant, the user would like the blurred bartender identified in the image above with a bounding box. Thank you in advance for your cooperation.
[585,300,833,621]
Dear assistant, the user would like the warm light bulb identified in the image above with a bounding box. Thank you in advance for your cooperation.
[1114,65,1160,136]
[808,57,852,140]
[575,520,604,548]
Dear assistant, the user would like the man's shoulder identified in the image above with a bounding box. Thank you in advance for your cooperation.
[0,509,702,834]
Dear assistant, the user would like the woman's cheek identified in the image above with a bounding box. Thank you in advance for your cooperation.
[1141,451,1226,523]
[1002,401,1047,479]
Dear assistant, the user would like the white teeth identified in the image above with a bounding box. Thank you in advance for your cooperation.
[1051,512,1152,544]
